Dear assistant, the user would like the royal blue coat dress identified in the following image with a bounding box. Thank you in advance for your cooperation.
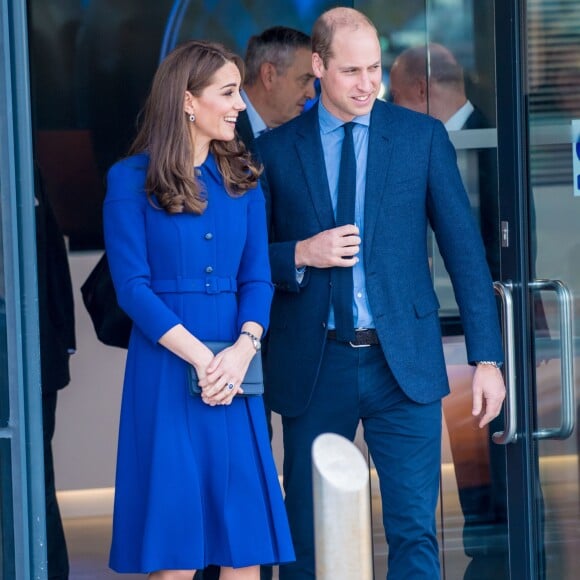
[103,153,294,573]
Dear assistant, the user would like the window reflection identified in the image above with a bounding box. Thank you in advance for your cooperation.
[527,3,580,577]
[369,2,509,578]
[27,0,336,250]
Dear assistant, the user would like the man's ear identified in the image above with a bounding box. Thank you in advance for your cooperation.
[312,53,324,79]
[259,62,277,90]
[417,79,428,103]
[184,90,196,115]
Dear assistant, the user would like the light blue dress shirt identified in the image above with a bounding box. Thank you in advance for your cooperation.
[318,102,374,330]
[240,89,268,138]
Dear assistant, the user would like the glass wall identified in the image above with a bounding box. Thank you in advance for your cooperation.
[25,2,580,578]
[25,1,509,577]
[27,0,338,251]
[527,0,580,577]
[359,1,507,577]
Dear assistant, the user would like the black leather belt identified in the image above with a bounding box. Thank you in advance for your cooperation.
[327,328,379,347]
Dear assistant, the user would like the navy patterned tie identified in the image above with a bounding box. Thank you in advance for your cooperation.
[332,122,356,342]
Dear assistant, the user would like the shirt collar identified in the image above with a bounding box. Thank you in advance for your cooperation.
[241,89,269,137]
[445,100,474,131]
[318,100,371,134]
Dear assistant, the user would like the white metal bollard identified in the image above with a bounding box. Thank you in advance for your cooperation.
[312,433,373,580]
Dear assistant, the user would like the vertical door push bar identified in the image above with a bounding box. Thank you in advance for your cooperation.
[530,280,575,440]
[492,281,517,444]
[492,280,575,444]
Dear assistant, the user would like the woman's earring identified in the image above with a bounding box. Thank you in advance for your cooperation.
[189,113,196,123]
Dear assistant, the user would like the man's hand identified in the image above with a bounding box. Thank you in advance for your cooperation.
[295,224,360,268]
[472,364,506,428]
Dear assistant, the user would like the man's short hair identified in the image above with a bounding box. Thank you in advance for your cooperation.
[312,7,377,68]
[244,26,311,86]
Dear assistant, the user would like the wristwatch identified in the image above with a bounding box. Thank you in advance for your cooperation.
[240,330,261,352]
[476,361,501,368]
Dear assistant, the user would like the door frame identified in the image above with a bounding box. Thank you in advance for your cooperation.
[495,0,544,577]
[0,0,47,577]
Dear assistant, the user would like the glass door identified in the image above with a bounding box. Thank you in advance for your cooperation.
[367,0,580,578]
[366,0,508,576]
[524,0,580,577]
[436,0,580,578]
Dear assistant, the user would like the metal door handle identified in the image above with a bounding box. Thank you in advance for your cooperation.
[492,281,518,444]
[530,280,575,440]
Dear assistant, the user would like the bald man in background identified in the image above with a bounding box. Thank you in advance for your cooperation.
[389,43,486,129]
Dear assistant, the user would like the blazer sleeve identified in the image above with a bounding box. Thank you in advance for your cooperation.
[426,121,504,364]
[103,160,182,344]
[236,183,274,332]
[257,135,305,294]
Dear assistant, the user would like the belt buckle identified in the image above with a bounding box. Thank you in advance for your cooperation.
[349,328,371,349]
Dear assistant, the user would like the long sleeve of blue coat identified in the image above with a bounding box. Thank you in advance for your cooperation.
[236,185,274,333]
[103,158,182,344]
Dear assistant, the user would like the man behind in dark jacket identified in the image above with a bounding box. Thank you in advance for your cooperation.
[35,167,76,580]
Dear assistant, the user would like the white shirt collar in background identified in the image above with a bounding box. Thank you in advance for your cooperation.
[240,89,268,138]
[445,99,475,131]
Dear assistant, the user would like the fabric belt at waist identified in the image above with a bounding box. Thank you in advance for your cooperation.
[326,328,379,346]
[151,277,237,295]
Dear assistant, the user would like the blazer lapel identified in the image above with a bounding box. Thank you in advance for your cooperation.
[236,110,256,153]
[364,103,394,257]
[295,106,335,230]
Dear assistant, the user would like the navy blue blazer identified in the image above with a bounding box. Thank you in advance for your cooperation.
[257,100,503,417]
[236,109,256,155]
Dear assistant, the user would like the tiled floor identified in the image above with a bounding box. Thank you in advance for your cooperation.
[65,517,282,579]
[65,517,143,579]
[67,472,580,579]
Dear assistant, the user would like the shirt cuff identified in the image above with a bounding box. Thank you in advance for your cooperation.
[295,266,306,285]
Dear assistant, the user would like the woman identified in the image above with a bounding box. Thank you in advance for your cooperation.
[104,40,294,579]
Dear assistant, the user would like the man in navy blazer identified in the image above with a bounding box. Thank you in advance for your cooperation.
[257,7,506,580]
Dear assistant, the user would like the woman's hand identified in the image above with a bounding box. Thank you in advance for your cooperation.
[197,337,256,406]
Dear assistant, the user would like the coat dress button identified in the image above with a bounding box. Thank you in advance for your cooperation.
[205,266,213,273]
[204,232,213,240]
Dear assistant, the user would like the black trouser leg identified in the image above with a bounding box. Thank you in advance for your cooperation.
[43,392,69,580]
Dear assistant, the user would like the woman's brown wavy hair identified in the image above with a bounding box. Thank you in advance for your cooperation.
[129,40,260,214]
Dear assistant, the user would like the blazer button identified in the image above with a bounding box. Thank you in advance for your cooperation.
[204,232,213,240]
[205,266,213,273]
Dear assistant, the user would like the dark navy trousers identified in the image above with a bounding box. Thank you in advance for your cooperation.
[279,339,442,580]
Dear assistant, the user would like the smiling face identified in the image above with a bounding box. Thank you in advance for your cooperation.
[185,61,246,155]
[313,24,382,121]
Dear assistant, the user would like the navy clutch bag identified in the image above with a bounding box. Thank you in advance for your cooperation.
[188,341,264,397]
